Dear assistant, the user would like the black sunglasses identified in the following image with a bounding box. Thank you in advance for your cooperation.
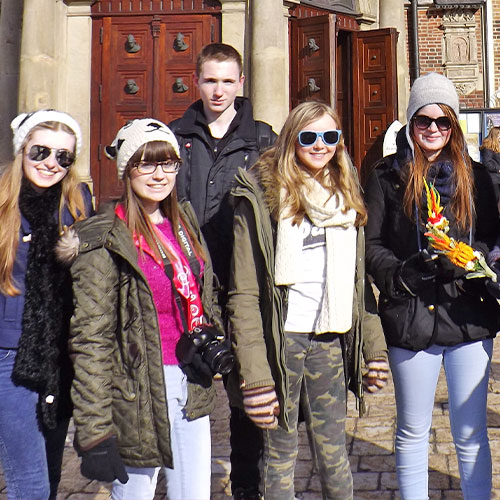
[413,115,452,132]
[298,130,342,147]
[27,145,75,169]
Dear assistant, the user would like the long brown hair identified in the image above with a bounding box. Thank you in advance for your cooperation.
[121,141,206,263]
[0,121,88,296]
[403,104,473,231]
[253,101,367,226]
[480,126,500,154]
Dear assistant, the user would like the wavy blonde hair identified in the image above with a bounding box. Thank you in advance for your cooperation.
[122,141,206,263]
[0,121,88,296]
[253,101,367,226]
[403,104,473,231]
[480,126,500,154]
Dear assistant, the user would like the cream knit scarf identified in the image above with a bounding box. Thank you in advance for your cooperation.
[275,176,357,333]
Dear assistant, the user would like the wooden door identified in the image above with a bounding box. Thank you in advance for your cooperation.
[290,15,336,110]
[351,28,398,175]
[92,14,219,204]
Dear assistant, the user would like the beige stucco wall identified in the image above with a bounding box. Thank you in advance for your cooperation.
[18,0,93,184]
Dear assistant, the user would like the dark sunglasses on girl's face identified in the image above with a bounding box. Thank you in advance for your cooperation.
[298,129,342,147]
[27,145,76,169]
[413,115,452,132]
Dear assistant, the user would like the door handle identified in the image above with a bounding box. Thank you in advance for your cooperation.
[308,78,320,93]
[125,34,141,53]
[173,77,189,93]
[124,79,139,94]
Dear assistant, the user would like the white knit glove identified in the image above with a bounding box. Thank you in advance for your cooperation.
[363,359,389,393]
[242,385,280,429]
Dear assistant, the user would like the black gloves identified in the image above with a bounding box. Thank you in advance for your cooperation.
[180,352,214,388]
[395,250,438,296]
[485,264,500,299]
[77,437,129,484]
[434,254,467,282]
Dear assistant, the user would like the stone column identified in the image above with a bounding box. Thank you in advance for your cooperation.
[0,0,24,162]
[220,0,247,96]
[379,0,409,124]
[250,0,288,132]
[18,0,93,184]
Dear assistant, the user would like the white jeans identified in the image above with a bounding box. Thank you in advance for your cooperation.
[389,340,493,500]
[111,365,211,500]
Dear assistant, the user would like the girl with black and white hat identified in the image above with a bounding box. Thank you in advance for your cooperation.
[365,73,500,499]
[0,109,94,499]
[60,118,223,500]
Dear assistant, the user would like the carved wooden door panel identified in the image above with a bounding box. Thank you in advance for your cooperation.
[290,15,336,110]
[351,28,398,174]
[92,15,218,204]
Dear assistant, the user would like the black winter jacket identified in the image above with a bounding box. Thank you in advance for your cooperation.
[169,97,276,290]
[481,148,500,201]
[365,143,500,351]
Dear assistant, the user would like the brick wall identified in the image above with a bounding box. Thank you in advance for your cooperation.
[493,0,500,106]
[405,5,484,110]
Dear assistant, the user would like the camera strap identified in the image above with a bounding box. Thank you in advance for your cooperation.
[153,223,204,333]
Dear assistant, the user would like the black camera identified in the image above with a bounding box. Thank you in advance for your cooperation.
[176,324,234,376]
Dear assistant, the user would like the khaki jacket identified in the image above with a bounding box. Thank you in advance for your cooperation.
[60,202,219,468]
[226,166,387,430]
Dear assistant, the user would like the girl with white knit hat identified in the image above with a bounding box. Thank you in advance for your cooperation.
[0,109,94,499]
[365,72,500,499]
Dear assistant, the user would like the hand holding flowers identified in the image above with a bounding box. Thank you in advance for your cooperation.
[423,178,497,282]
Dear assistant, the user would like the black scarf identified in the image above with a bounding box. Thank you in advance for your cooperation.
[12,178,69,429]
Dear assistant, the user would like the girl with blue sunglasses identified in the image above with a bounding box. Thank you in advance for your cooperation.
[226,101,389,500]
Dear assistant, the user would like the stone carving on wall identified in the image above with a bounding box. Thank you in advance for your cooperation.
[440,8,479,96]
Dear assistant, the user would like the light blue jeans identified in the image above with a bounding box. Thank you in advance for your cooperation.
[0,348,50,500]
[389,340,493,500]
[111,365,211,500]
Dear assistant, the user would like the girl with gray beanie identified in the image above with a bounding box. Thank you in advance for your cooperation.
[364,73,500,499]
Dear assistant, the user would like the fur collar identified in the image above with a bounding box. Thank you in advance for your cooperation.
[56,226,80,265]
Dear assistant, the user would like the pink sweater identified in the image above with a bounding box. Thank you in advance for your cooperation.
[137,219,185,365]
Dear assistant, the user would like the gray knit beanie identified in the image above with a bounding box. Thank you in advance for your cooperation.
[104,118,180,179]
[405,73,459,154]
[406,72,459,123]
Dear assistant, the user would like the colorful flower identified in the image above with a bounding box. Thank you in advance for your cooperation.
[423,178,496,282]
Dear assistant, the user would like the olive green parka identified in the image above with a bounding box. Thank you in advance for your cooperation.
[226,165,388,431]
[58,202,220,468]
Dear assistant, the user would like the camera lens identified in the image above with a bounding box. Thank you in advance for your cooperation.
[201,341,235,375]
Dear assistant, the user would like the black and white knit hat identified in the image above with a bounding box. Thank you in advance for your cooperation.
[104,118,180,179]
[11,109,83,157]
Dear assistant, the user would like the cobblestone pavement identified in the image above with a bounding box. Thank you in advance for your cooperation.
[2,340,500,499]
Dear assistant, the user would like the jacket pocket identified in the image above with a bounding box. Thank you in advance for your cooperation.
[112,372,140,448]
[379,295,433,351]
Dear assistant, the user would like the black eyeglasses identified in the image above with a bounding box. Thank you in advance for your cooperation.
[413,115,452,132]
[134,161,181,175]
[27,145,75,169]
[298,130,342,147]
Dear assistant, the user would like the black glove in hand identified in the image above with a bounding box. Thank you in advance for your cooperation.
[180,352,213,388]
[485,264,500,300]
[79,437,128,484]
[435,254,467,282]
[395,249,438,296]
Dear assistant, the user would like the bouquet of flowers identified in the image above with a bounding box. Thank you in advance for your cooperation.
[423,178,497,282]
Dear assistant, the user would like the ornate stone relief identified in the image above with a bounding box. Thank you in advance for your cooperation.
[440,8,479,95]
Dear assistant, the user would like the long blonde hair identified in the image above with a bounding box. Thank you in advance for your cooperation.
[0,121,88,296]
[403,104,473,231]
[121,141,206,264]
[254,101,367,226]
[480,126,500,154]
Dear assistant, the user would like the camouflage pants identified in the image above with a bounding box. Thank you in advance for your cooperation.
[262,332,353,500]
